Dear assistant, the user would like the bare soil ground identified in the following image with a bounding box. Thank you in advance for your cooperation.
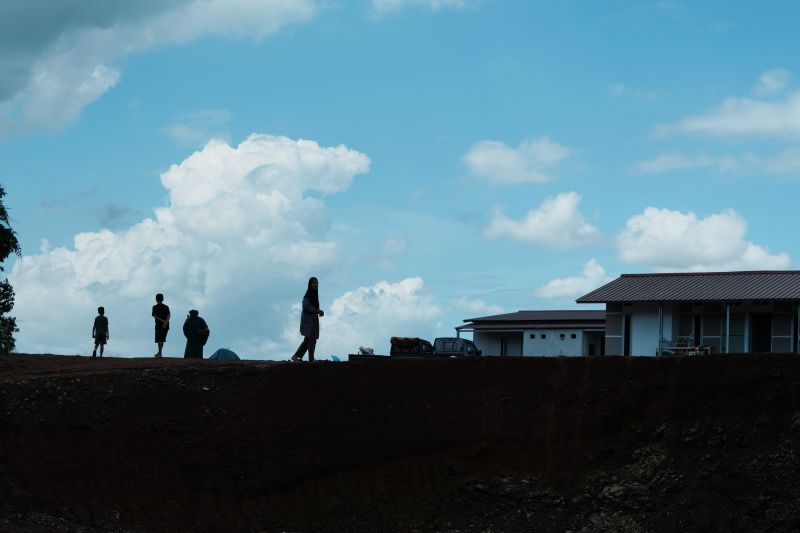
[2,353,800,532]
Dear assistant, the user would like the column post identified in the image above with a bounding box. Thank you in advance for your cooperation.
[726,303,731,354]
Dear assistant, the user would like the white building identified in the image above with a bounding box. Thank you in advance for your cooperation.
[457,310,606,357]
[577,270,800,356]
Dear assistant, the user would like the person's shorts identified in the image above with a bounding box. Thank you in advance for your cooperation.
[94,334,107,345]
[155,326,169,343]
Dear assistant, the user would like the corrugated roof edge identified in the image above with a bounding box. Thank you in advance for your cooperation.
[576,270,800,303]
[575,276,621,303]
[618,270,800,278]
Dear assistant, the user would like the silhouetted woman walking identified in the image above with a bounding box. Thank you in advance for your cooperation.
[291,277,324,362]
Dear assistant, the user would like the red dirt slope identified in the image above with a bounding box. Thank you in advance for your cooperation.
[2,354,800,532]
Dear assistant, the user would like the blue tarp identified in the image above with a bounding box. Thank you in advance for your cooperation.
[209,348,240,360]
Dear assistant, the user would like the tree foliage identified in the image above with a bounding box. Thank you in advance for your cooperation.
[0,186,21,355]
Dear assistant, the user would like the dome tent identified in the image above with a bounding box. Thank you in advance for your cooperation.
[209,348,240,361]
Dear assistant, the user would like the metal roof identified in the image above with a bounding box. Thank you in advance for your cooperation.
[577,271,800,303]
[463,310,606,324]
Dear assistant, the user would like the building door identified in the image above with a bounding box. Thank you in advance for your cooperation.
[623,314,632,356]
[500,336,508,357]
[750,313,772,353]
[585,331,606,356]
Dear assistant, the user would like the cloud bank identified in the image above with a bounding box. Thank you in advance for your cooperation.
[10,134,371,358]
[631,149,800,177]
[640,70,800,179]
[0,0,317,137]
[656,69,800,139]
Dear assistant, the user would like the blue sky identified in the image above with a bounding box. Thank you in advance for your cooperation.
[2,0,798,358]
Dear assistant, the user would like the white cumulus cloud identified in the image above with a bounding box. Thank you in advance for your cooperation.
[0,0,317,137]
[9,133,371,358]
[482,192,601,249]
[616,207,790,272]
[287,277,442,357]
[464,137,572,184]
[535,259,613,298]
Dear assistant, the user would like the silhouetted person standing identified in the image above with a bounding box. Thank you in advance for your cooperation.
[152,293,170,358]
[291,277,324,362]
[92,306,109,358]
[183,310,209,359]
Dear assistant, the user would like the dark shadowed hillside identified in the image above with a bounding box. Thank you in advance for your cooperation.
[2,354,800,532]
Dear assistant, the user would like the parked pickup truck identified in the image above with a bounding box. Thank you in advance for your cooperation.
[348,336,481,361]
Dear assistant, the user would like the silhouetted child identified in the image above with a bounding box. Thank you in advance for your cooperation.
[152,293,170,358]
[92,306,109,357]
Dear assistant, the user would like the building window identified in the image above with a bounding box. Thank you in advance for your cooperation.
[529,333,535,339]
[571,333,577,339]
[560,333,566,341]
[541,334,546,339]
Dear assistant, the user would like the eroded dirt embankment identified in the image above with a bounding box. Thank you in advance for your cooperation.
[2,354,800,532]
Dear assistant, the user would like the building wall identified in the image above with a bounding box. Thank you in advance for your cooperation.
[522,329,583,356]
[630,303,662,356]
[474,332,523,356]
[629,301,798,355]
[475,329,604,356]
[733,302,796,353]
[606,303,674,356]
[474,332,501,356]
